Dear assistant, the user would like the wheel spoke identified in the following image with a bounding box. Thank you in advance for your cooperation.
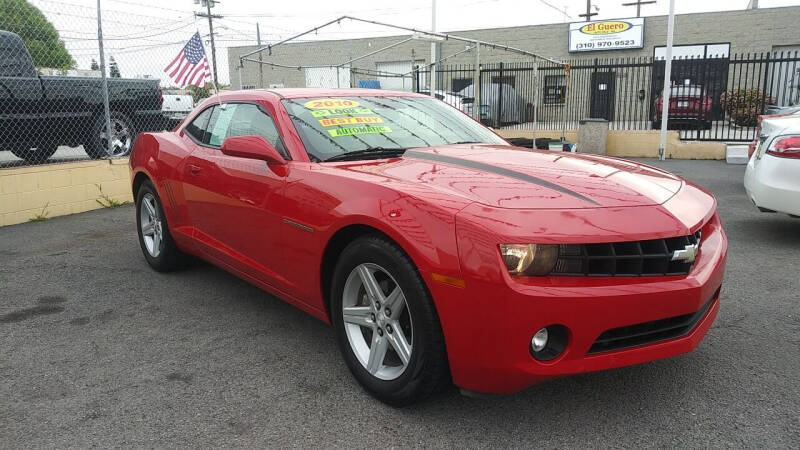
[141,221,155,236]
[357,265,385,307]
[342,306,373,328]
[152,226,161,252]
[387,323,412,366]
[383,286,406,317]
[143,197,156,217]
[366,334,388,374]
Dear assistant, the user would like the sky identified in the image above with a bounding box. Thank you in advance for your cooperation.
[29,0,800,85]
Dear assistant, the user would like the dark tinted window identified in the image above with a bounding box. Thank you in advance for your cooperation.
[184,106,214,143]
[0,33,36,78]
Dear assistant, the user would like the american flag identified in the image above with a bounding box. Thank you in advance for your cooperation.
[164,32,211,87]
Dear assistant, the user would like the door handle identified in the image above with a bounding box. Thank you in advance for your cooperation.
[188,164,202,175]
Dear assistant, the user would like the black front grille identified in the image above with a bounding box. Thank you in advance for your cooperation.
[552,230,702,277]
[587,291,718,355]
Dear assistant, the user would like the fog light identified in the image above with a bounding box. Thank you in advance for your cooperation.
[531,328,548,352]
[529,324,569,362]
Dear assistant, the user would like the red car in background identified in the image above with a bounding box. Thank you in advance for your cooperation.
[653,85,713,130]
[130,88,727,405]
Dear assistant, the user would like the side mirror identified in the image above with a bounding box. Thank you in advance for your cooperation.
[220,135,286,165]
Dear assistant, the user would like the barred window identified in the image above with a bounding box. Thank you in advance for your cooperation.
[544,75,566,104]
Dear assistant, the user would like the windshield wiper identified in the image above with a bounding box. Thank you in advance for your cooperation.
[323,147,407,162]
[449,141,484,145]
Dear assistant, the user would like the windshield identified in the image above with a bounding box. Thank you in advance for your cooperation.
[282,96,507,161]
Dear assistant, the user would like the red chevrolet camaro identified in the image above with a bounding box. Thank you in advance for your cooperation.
[130,88,727,405]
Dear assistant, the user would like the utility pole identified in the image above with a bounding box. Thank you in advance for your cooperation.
[658,0,675,160]
[195,0,221,86]
[578,0,598,21]
[256,22,263,88]
[622,0,656,17]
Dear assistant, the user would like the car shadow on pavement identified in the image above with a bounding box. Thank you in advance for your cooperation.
[730,216,800,247]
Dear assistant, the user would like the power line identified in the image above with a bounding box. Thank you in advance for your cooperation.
[538,0,573,20]
[57,19,196,41]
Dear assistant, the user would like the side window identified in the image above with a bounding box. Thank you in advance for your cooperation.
[206,103,287,156]
[0,36,34,78]
[184,106,214,143]
[0,44,23,77]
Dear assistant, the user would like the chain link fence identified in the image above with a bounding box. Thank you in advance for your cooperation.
[0,0,227,168]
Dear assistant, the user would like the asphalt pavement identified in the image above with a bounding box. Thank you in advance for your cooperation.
[1,158,798,448]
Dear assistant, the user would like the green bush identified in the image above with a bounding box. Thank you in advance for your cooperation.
[720,89,772,126]
[730,108,759,127]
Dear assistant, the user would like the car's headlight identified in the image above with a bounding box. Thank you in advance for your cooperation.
[499,244,559,276]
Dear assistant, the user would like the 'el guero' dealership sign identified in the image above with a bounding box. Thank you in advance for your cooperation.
[568,17,644,52]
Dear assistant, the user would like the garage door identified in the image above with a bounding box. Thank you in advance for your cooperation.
[305,66,351,88]
[375,61,425,92]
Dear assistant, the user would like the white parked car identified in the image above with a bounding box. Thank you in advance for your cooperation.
[744,112,800,217]
[457,82,527,127]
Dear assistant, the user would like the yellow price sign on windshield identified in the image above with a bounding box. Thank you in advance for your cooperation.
[319,116,383,127]
[328,125,392,138]
[311,108,373,118]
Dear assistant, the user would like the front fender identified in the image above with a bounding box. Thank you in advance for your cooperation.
[278,164,469,316]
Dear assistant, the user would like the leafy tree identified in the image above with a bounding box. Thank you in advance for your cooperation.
[187,83,212,102]
[0,0,74,69]
[90,59,99,71]
[109,56,120,78]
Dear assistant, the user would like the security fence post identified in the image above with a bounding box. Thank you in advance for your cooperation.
[474,44,481,121]
[96,0,113,158]
[497,62,504,128]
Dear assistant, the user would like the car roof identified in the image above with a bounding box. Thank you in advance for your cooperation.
[267,88,427,99]
[207,88,427,103]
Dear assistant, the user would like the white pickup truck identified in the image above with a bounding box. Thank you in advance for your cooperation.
[161,93,194,126]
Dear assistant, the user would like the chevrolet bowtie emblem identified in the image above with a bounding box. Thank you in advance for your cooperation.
[671,242,699,263]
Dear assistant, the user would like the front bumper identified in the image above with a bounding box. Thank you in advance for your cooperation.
[430,205,726,394]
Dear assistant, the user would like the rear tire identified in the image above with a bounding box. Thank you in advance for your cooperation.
[135,180,186,272]
[331,235,450,406]
[85,111,136,159]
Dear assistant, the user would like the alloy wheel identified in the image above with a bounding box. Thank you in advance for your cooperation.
[139,192,163,258]
[99,118,132,157]
[342,263,413,381]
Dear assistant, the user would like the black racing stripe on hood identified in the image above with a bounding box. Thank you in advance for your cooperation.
[404,150,601,206]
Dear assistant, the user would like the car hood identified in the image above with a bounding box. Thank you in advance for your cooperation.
[333,144,684,209]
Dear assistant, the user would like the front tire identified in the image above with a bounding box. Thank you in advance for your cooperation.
[331,235,450,406]
[135,180,185,272]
